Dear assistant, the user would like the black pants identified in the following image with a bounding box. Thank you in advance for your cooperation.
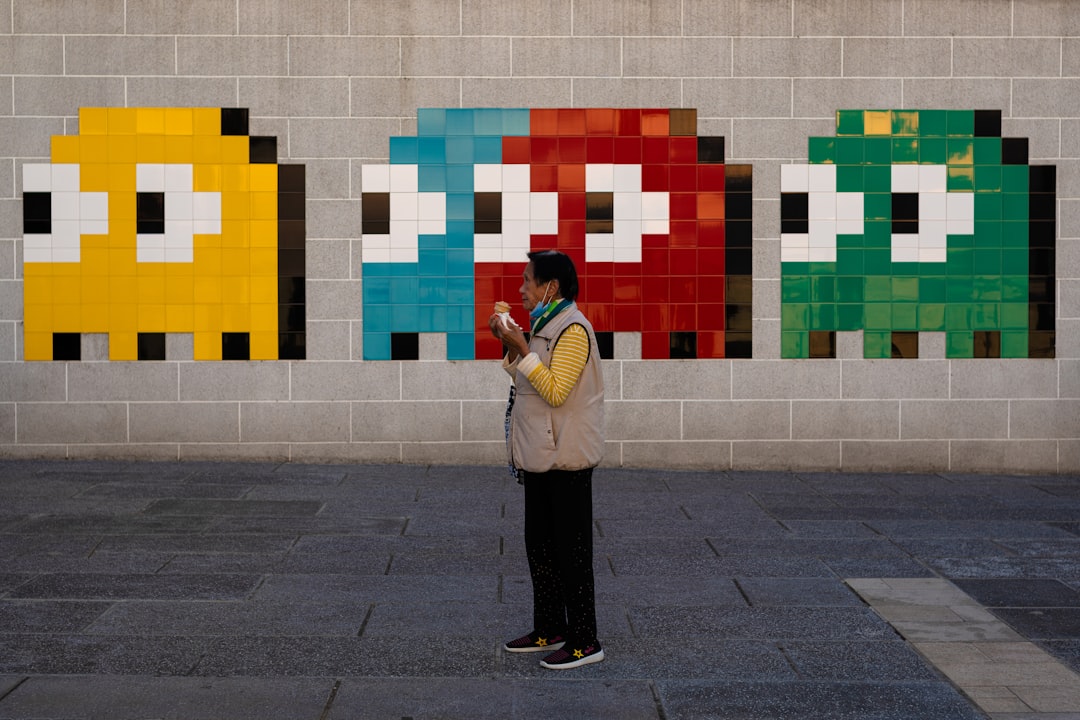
[522,467,598,646]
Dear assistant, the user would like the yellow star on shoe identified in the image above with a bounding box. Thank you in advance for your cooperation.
[536,637,548,647]
[573,649,584,659]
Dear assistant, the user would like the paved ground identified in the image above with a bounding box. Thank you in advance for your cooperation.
[3,460,1080,719]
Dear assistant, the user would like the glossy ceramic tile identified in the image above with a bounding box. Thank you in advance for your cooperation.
[781,109,1056,359]
[21,107,307,361]
[359,108,752,360]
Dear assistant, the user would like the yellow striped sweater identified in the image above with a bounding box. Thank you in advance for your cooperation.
[510,323,590,407]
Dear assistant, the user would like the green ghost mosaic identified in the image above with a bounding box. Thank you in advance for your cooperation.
[780,109,1055,359]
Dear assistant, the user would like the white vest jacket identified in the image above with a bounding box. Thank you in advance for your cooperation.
[507,303,605,473]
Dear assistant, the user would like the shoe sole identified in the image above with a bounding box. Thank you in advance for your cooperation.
[540,648,605,669]
[504,641,565,654]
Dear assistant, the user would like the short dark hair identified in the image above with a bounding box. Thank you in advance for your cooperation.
[528,250,579,302]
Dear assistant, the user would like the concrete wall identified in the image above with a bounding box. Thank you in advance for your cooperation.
[0,0,1076,473]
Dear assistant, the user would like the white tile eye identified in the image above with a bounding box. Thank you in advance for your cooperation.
[807,164,835,192]
[891,164,919,193]
[136,163,166,193]
[164,164,193,192]
[781,162,978,265]
[22,163,109,263]
[23,163,52,191]
[136,163,221,264]
[51,164,80,192]
[361,164,390,193]
[502,165,530,192]
[612,164,642,192]
[473,164,502,192]
[389,164,418,193]
[780,163,809,193]
[586,164,615,192]
[946,193,974,234]
[918,165,948,193]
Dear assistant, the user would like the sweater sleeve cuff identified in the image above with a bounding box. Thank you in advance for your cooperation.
[502,354,519,377]
[516,352,541,377]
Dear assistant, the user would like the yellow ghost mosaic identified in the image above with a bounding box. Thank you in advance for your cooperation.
[21,107,306,361]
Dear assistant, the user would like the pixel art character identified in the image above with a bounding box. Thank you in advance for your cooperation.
[780,109,1055,359]
[360,108,753,360]
[21,107,306,361]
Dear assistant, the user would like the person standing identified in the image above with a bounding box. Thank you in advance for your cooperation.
[489,250,606,670]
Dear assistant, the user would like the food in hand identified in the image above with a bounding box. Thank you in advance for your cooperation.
[494,301,518,330]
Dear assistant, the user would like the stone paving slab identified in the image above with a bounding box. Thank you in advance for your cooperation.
[7,573,262,601]
[4,460,1080,718]
[0,676,336,720]
[610,553,836,577]
[82,599,372,637]
[0,634,206,675]
[0,600,112,633]
[736,577,866,606]
[955,579,1080,608]
[781,640,942,681]
[627,606,897,641]
[654,680,986,720]
[993,609,1080,640]
[851,578,1080,717]
[325,677,663,720]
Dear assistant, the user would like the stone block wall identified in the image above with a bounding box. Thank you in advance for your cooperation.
[0,0,1076,472]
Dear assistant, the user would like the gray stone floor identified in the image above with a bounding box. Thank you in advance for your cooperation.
[2,460,1080,719]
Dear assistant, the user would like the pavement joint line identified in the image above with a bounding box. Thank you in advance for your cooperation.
[848,577,1080,717]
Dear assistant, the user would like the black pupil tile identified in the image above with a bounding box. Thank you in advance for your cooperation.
[137,192,165,234]
[585,192,613,233]
[361,193,390,235]
[891,193,919,233]
[474,192,501,234]
[23,192,51,233]
[781,193,809,234]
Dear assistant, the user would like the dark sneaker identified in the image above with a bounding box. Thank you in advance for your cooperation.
[503,631,565,653]
[540,643,605,669]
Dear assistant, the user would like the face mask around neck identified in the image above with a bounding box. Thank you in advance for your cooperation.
[529,281,554,319]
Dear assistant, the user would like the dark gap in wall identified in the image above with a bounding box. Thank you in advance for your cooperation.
[669,331,696,359]
[137,333,166,361]
[973,331,1001,359]
[890,331,919,359]
[391,333,419,361]
[809,330,836,359]
[222,332,250,360]
[52,333,81,361]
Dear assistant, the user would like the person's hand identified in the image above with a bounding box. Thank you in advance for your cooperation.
[487,313,503,340]
[499,323,529,358]
[489,313,529,359]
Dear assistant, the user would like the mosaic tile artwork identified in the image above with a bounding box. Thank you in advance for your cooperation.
[780,109,1055,359]
[21,107,306,361]
[360,108,753,360]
